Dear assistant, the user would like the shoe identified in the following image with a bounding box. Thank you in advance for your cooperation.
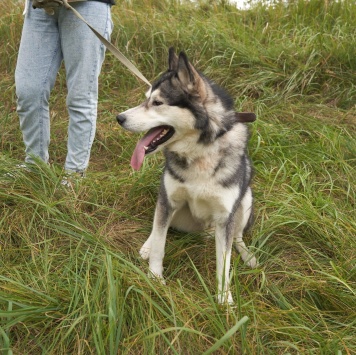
[4,163,33,178]
[61,171,85,189]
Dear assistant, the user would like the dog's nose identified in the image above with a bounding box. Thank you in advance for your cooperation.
[116,114,126,125]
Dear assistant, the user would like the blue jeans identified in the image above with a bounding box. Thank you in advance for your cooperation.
[15,1,113,173]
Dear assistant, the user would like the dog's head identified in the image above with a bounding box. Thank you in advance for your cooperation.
[117,48,256,170]
[117,48,206,170]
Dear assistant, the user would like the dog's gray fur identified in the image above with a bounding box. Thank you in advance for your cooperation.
[117,48,257,304]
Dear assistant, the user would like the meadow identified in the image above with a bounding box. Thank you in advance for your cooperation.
[0,0,355,353]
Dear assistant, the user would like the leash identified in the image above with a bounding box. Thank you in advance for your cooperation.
[62,0,151,87]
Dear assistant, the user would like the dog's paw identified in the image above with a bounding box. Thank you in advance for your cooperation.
[148,270,166,285]
[246,255,258,269]
[139,244,151,260]
[217,291,234,305]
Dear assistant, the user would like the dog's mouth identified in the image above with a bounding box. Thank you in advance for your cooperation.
[131,125,175,170]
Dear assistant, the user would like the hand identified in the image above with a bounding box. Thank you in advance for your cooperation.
[32,0,64,15]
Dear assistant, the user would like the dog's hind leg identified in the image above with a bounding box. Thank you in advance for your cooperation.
[233,187,258,268]
[170,203,206,232]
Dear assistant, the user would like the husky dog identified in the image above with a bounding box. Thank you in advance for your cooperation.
[117,48,257,304]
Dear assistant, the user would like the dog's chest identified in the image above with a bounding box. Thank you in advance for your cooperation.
[165,173,239,223]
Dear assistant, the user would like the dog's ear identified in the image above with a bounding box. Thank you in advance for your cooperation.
[168,47,178,71]
[235,112,256,123]
[177,51,195,87]
[177,52,207,99]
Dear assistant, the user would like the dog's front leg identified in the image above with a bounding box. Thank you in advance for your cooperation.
[140,198,174,282]
[215,223,234,305]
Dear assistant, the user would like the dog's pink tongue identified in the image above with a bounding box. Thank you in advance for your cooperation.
[130,128,162,170]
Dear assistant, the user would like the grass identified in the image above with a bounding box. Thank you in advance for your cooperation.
[0,0,355,353]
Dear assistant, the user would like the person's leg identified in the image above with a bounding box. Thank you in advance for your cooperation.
[15,7,63,164]
[59,2,113,173]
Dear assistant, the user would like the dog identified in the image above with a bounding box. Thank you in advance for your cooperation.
[117,48,257,304]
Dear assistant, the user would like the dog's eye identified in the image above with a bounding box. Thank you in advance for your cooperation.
[152,100,163,106]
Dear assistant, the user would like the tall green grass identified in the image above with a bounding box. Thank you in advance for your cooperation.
[1,0,355,353]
